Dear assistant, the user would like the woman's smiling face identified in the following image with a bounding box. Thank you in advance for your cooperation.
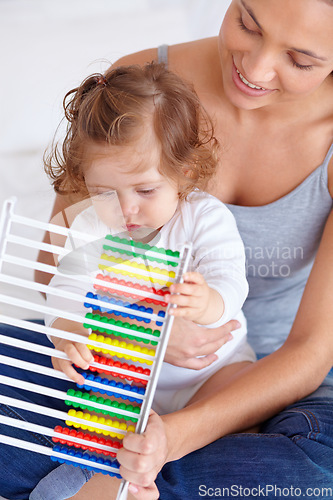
[218,0,333,109]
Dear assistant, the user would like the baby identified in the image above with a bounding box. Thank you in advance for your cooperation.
[44,61,256,415]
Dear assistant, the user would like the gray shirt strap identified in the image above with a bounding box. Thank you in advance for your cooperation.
[157,44,169,67]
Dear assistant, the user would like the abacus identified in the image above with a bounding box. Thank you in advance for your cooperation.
[0,198,191,499]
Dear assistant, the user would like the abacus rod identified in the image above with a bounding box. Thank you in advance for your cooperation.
[1,251,167,302]
[0,198,15,273]
[0,374,140,420]
[11,211,180,264]
[98,260,176,282]
[0,353,146,401]
[10,213,95,242]
[0,394,127,435]
[103,240,180,264]
[6,233,69,256]
[0,332,69,360]
[0,324,150,382]
[0,301,156,361]
[0,415,120,453]
[2,251,175,286]
[0,434,120,474]
[0,273,166,325]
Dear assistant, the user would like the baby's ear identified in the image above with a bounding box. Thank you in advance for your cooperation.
[182,166,193,178]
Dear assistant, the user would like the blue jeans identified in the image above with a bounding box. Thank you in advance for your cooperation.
[0,322,333,499]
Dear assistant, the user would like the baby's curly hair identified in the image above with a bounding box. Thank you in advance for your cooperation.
[44,61,219,200]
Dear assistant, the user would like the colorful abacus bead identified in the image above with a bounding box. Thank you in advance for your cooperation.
[93,274,169,306]
[51,444,122,477]
[53,426,122,457]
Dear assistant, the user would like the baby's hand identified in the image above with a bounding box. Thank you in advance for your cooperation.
[51,337,94,385]
[166,271,218,323]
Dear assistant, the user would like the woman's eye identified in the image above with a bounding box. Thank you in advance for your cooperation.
[238,16,257,35]
[289,56,313,71]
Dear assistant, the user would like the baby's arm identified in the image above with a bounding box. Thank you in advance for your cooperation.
[49,318,94,385]
[166,271,224,325]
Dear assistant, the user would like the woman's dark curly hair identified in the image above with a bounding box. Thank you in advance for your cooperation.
[44,61,219,200]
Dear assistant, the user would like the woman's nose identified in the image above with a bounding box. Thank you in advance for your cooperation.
[242,47,277,86]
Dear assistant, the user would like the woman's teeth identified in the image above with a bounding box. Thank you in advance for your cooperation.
[236,69,267,90]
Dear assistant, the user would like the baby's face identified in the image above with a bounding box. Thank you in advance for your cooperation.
[83,141,179,239]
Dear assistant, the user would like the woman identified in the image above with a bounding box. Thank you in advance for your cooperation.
[1,0,332,498]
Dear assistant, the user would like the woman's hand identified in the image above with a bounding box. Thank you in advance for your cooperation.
[117,410,169,500]
[164,317,241,369]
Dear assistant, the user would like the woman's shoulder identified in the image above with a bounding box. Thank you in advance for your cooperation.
[112,37,219,80]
